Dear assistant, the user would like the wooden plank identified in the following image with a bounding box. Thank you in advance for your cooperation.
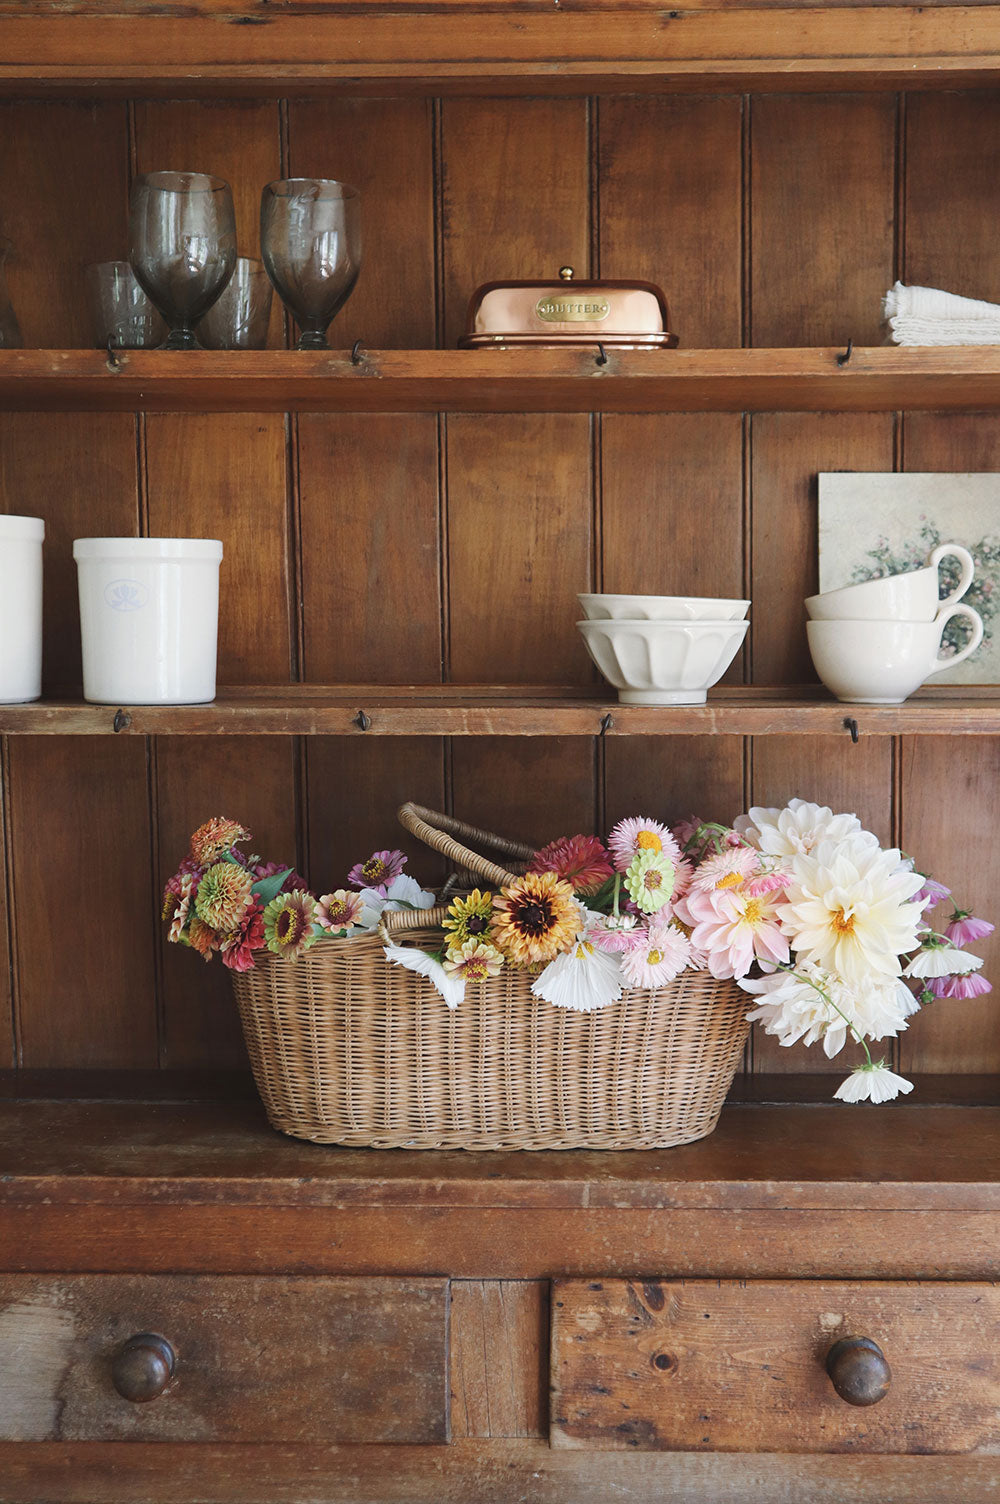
[599,96,742,349]
[132,98,283,348]
[604,737,746,835]
[2,1439,1000,1504]
[905,92,1000,303]
[0,1273,448,1443]
[154,735,298,1070]
[440,97,590,348]
[450,1280,547,1439]
[751,94,895,347]
[298,415,441,684]
[550,1278,1000,1453]
[287,98,435,350]
[2,1102,998,1213]
[8,686,1000,737]
[750,413,895,686]
[0,740,12,1069]
[6,738,157,1069]
[13,347,1000,413]
[0,100,127,349]
[7,12,1000,93]
[450,737,596,853]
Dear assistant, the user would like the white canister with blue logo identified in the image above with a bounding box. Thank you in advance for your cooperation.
[73,537,223,704]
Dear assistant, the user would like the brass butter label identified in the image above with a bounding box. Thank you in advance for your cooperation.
[535,296,611,323]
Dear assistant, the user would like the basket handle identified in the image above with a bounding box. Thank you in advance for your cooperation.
[397,802,535,889]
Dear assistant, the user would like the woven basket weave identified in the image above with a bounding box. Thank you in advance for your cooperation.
[231,803,750,1150]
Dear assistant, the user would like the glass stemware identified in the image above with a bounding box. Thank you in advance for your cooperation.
[128,171,237,350]
[260,179,361,350]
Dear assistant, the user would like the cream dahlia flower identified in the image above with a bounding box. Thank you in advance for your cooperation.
[734,799,878,861]
[778,836,924,983]
[741,962,917,1057]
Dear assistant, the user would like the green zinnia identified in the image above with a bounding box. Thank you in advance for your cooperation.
[194,862,254,933]
[624,849,675,914]
[262,890,317,961]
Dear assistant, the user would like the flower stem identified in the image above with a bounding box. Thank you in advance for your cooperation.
[774,962,874,1068]
[612,873,621,920]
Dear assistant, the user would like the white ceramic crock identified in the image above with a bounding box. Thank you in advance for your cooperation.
[0,515,44,703]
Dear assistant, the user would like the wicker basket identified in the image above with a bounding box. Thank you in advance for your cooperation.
[231,804,750,1150]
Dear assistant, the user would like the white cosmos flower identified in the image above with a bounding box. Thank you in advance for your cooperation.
[741,963,917,1056]
[905,944,983,978]
[383,943,465,1010]
[778,836,924,984]
[734,799,878,861]
[357,873,436,931]
[834,1063,914,1104]
[531,937,624,1012]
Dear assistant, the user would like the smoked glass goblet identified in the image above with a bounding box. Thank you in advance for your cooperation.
[260,179,361,350]
[128,171,237,350]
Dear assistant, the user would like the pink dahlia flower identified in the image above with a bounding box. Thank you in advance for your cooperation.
[529,834,613,896]
[675,883,788,980]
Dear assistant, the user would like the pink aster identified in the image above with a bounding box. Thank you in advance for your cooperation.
[689,846,758,895]
[620,921,692,989]
[590,916,642,953]
[945,910,995,946]
[529,834,613,896]
[927,971,992,999]
[675,883,788,980]
[347,848,407,893]
[607,816,682,875]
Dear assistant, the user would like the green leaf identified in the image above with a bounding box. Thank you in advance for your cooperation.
[251,868,293,905]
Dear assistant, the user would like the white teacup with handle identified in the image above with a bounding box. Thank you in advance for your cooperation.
[805,543,975,622]
[807,603,984,704]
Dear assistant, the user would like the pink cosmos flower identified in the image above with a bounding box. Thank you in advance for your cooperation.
[927,971,992,999]
[675,883,789,980]
[529,834,614,896]
[945,910,995,946]
[915,877,952,911]
[347,849,407,893]
[607,816,682,875]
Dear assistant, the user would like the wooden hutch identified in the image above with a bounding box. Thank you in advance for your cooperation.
[0,3,999,1499]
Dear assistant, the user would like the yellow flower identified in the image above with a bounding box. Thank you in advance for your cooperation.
[492,872,579,967]
[443,889,494,956]
[442,939,504,982]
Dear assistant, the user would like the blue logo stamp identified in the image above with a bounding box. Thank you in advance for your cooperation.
[104,579,149,612]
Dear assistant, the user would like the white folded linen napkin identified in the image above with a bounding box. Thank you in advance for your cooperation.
[883,281,1000,345]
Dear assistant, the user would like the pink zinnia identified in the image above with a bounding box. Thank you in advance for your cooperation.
[164,854,204,905]
[607,816,682,875]
[221,900,266,973]
[347,848,407,892]
[945,910,995,946]
[529,834,613,896]
[929,971,992,999]
[675,883,788,980]
[316,889,366,932]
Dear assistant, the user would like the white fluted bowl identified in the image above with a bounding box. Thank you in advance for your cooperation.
[578,592,750,622]
[577,617,748,705]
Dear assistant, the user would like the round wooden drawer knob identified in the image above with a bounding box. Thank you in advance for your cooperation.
[111,1332,176,1402]
[825,1335,892,1406]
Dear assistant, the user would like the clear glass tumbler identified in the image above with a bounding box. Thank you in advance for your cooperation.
[85,261,167,349]
[128,171,237,350]
[197,256,273,349]
[260,179,361,349]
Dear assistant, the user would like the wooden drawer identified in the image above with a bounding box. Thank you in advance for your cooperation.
[551,1278,1000,1454]
[0,1274,448,1443]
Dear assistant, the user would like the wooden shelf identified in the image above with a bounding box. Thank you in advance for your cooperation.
[5,684,1000,736]
[5,347,1000,414]
[5,4,1000,96]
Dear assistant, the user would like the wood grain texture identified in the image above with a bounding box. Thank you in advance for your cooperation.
[905,92,1000,302]
[450,1279,547,1438]
[0,412,138,696]
[154,736,298,1070]
[2,1439,1000,1504]
[750,412,895,685]
[0,100,127,349]
[0,741,12,1069]
[751,94,895,347]
[0,1273,448,1443]
[133,98,284,348]
[287,97,435,349]
[450,738,596,853]
[550,1277,1000,1453]
[298,414,441,683]
[599,96,742,348]
[603,737,746,835]
[440,97,590,348]
[7,738,157,1069]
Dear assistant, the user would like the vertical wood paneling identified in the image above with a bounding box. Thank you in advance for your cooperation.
[155,736,298,1070]
[751,95,895,347]
[287,98,435,350]
[132,100,283,348]
[599,96,742,348]
[447,415,592,685]
[905,93,1000,303]
[450,1280,547,1440]
[0,413,139,696]
[450,739,595,855]
[750,413,894,686]
[898,738,1000,1076]
[298,414,441,684]
[9,739,157,1069]
[604,739,745,839]
[0,101,128,349]
[0,741,13,1067]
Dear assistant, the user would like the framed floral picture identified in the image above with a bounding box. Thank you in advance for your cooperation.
[817,472,1000,683]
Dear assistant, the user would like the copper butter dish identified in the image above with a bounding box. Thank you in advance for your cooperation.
[459,266,678,349]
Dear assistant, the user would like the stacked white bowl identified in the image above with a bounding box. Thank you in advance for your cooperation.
[577,593,750,706]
